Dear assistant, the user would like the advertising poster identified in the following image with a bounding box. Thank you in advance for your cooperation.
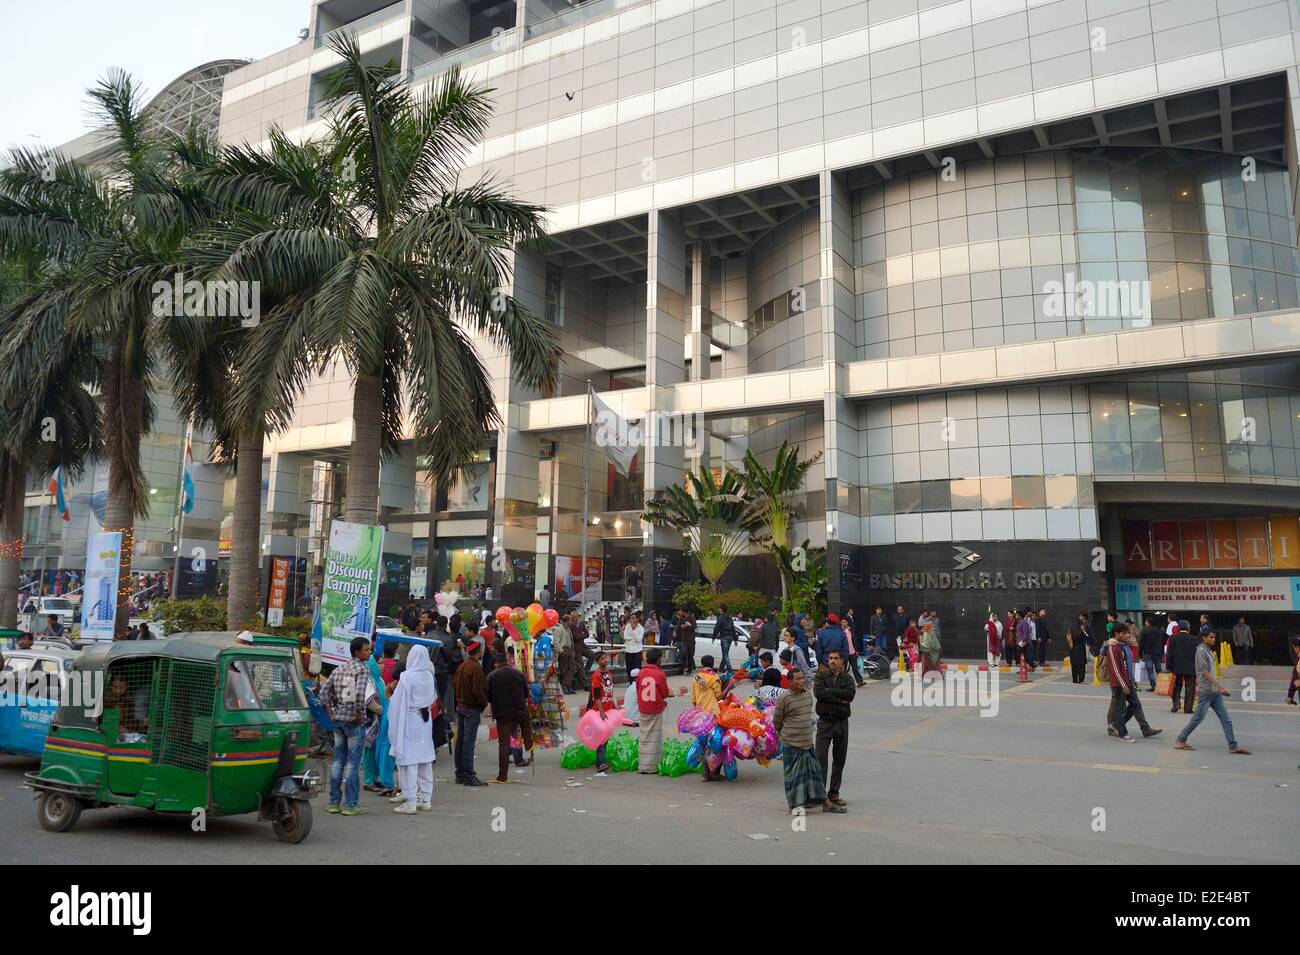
[79,531,122,641]
[310,521,385,665]
[554,555,602,603]
[266,557,291,627]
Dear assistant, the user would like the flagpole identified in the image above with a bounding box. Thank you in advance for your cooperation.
[170,421,193,599]
[580,379,592,614]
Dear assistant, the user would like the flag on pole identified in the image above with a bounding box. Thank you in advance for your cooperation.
[181,441,196,515]
[47,467,70,522]
[590,388,640,478]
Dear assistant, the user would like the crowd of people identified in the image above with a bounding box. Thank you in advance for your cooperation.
[306,594,1297,819]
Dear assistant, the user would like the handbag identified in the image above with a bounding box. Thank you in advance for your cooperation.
[1154,672,1175,697]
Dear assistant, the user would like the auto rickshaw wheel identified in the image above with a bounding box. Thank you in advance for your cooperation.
[272,800,312,844]
[36,791,82,833]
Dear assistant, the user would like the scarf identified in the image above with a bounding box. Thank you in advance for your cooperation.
[388,645,438,764]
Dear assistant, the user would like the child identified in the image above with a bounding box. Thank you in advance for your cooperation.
[588,651,616,773]
[623,669,642,726]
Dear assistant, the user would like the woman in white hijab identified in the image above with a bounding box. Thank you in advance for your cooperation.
[387,644,439,813]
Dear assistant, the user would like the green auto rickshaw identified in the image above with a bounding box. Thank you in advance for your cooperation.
[25,633,320,843]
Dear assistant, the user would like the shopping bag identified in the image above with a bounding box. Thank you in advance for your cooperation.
[1154,672,1174,697]
[1133,660,1147,683]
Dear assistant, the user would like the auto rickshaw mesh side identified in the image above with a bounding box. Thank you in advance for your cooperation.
[158,661,217,774]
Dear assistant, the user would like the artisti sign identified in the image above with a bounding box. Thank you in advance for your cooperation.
[869,570,1085,591]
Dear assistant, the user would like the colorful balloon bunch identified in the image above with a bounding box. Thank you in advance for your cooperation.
[495,602,560,681]
[676,697,778,781]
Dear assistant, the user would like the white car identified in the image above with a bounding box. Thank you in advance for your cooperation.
[17,596,76,634]
[693,617,753,670]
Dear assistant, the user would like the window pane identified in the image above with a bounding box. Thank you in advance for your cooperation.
[867,485,894,516]
[950,478,981,510]
[1076,475,1095,506]
[1091,389,1131,441]
[1093,442,1133,473]
[1044,475,1077,508]
[1011,476,1045,508]
[1129,383,1161,442]
[980,477,1012,509]
[920,480,950,512]
[894,482,921,514]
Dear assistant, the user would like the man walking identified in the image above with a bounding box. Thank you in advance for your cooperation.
[635,649,671,774]
[1105,625,1161,742]
[1174,628,1250,754]
[486,651,533,783]
[1232,617,1253,665]
[1166,622,1199,714]
[1035,609,1052,667]
[452,637,489,786]
[1138,616,1163,691]
[813,649,855,810]
[552,614,577,694]
[319,637,373,815]
[773,667,837,813]
[714,605,737,677]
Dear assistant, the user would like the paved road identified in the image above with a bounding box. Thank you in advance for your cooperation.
[3,664,1296,864]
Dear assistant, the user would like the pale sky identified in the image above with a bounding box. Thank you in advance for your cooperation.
[0,0,307,152]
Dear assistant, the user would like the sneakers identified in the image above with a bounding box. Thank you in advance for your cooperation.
[326,803,340,814]
[1142,728,1164,738]
[1117,735,1137,743]
[341,805,368,815]
[393,803,418,814]
[388,792,406,803]
[416,802,433,811]
[1106,725,1119,737]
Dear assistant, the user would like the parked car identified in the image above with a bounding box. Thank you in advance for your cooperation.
[693,617,753,669]
[17,596,76,634]
[0,645,79,758]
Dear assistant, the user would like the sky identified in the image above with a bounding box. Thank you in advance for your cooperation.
[0,0,307,151]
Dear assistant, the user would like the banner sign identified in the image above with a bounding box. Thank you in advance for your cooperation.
[554,555,602,603]
[1115,576,1300,612]
[79,531,122,641]
[266,557,291,627]
[311,521,385,665]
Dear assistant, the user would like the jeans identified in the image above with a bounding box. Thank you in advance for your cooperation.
[717,641,733,676]
[455,707,483,780]
[1107,686,1151,737]
[1178,689,1237,749]
[815,717,849,798]
[329,721,365,808]
[1140,654,1161,691]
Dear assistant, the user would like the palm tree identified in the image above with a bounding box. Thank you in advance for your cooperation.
[0,260,100,628]
[216,34,559,526]
[0,71,212,637]
[740,440,821,602]
[643,466,756,594]
[160,130,327,630]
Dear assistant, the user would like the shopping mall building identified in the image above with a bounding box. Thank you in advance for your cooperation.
[33,0,1300,656]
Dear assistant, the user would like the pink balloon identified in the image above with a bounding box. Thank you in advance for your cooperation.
[577,709,607,750]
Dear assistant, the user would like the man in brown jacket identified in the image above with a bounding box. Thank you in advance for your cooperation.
[452,638,489,786]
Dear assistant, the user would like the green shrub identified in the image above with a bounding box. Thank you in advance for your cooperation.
[709,588,768,620]
[151,595,227,635]
[671,581,714,615]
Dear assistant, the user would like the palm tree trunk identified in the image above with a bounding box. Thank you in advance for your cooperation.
[103,355,145,640]
[226,424,265,631]
[344,373,383,525]
[0,454,26,630]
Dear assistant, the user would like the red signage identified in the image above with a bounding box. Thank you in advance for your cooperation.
[1180,521,1210,570]
[1150,521,1182,570]
[1122,521,1152,572]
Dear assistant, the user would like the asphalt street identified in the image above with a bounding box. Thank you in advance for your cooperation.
[2,662,1296,864]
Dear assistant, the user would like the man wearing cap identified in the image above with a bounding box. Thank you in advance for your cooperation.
[815,614,847,664]
[452,638,489,787]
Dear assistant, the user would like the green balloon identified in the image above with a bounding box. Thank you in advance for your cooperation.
[606,731,639,772]
[656,738,691,777]
[559,743,597,770]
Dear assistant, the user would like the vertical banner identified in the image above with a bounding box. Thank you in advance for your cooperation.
[1150,521,1182,570]
[79,531,122,641]
[1236,517,1270,568]
[1269,514,1300,569]
[1179,520,1211,570]
[266,557,291,627]
[1121,520,1153,572]
[310,521,385,665]
[1209,519,1240,569]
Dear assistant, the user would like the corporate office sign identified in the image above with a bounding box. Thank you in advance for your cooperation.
[1115,576,1300,612]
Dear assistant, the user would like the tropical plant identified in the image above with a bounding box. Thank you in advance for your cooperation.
[710,588,767,620]
[782,543,828,622]
[670,580,713,616]
[0,258,101,627]
[214,34,559,527]
[642,466,756,594]
[740,440,821,602]
[0,70,216,637]
[150,594,227,634]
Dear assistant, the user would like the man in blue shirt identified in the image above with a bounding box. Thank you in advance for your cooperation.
[815,614,847,663]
